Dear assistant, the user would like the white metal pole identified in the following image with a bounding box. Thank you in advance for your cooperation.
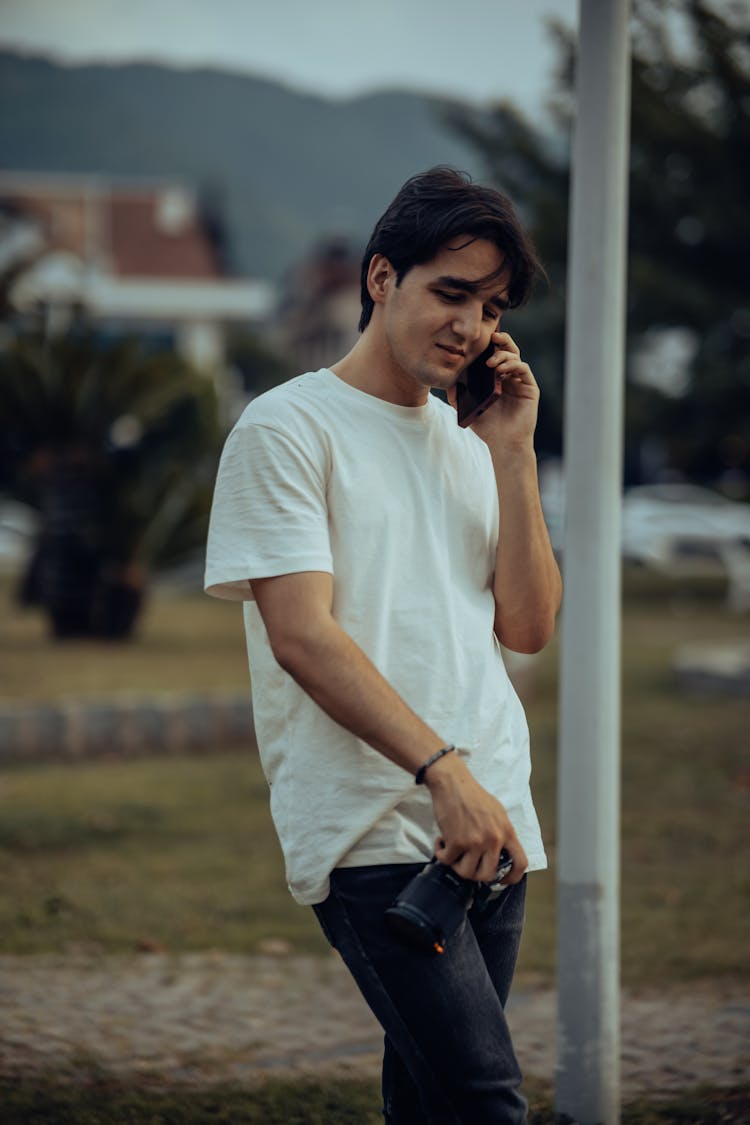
[556,1,631,1122]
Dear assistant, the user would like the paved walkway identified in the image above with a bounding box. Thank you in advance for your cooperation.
[1,954,748,1097]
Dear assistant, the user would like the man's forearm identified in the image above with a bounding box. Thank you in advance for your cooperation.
[272,612,445,775]
[490,446,562,653]
[252,570,529,881]
[278,616,527,880]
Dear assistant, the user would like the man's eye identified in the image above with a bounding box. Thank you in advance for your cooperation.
[484,307,502,321]
[437,291,462,303]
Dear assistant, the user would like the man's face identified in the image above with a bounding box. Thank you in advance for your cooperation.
[373,236,509,399]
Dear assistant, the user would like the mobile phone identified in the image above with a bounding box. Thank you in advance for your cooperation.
[455,343,498,428]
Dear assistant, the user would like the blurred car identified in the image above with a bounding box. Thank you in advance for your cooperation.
[0,499,38,573]
[538,459,565,555]
[621,483,750,568]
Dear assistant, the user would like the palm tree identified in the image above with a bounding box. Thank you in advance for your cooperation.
[0,324,222,639]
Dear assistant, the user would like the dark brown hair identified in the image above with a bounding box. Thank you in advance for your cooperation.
[359,166,541,331]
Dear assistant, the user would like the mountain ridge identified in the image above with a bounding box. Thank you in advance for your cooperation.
[0,50,484,279]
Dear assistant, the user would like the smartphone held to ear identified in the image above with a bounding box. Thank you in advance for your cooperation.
[455,343,498,428]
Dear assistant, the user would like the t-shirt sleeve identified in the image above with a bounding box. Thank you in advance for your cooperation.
[204,420,333,601]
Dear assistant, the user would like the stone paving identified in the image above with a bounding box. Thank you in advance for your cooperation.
[0,953,748,1097]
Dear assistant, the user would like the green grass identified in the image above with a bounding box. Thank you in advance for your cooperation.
[0,750,328,956]
[0,572,748,982]
[0,1073,385,1125]
[0,581,249,701]
[0,1072,747,1124]
[512,582,749,985]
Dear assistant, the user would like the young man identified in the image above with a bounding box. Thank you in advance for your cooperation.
[205,166,562,1124]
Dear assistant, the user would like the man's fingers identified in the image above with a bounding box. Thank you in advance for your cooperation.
[488,349,520,368]
[434,835,463,867]
[433,836,516,884]
[493,331,521,357]
[473,850,506,883]
[433,837,479,876]
[451,848,487,881]
[503,841,529,885]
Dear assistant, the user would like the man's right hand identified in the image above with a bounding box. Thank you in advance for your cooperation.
[425,750,528,884]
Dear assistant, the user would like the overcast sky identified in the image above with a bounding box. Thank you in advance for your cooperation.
[0,0,578,112]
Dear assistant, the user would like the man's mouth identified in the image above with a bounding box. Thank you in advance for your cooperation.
[436,344,465,360]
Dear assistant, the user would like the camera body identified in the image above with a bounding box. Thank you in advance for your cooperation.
[384,850,513,954]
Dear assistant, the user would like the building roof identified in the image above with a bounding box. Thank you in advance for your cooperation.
[108,190,221,279]
[0,173,222,280]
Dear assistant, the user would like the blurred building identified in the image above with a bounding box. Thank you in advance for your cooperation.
[277,236,361,372]
[0,171,276,379]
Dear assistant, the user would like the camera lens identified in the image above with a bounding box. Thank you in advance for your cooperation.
[384,851,513,953]
[384,862,473,953]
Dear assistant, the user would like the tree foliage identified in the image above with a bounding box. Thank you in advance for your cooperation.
[0,326,222,638]
[448,0,750,489]
[226,329,296,398]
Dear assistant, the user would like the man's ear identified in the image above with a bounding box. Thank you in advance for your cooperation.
[366,254,394,305]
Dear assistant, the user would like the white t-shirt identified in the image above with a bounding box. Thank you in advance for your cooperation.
[205,368,547,905]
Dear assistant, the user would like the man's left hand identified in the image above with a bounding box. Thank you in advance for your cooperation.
[450,331,540,451]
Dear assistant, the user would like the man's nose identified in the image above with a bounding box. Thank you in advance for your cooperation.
[451,304,483,342]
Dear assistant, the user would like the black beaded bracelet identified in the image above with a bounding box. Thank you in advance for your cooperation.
[415,744,456,785]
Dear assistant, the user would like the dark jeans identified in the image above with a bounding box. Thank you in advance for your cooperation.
[313,863,528,1125]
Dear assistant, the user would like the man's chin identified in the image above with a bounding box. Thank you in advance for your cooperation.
[415,365,461,392]
[432,374,464,395]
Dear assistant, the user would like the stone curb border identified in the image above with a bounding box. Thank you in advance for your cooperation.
[3,639,746,763]
[0,693,255,763]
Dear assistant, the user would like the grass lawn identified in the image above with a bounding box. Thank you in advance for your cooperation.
[0,578,250,701]
[0,570,748,985]
[0,1073,747,1123]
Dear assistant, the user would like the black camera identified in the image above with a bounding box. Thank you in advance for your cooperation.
[384,850,513,954]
